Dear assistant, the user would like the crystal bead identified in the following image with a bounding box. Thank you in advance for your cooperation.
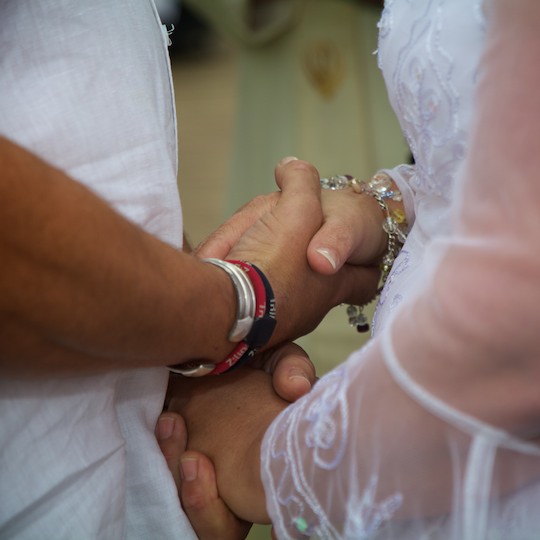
[320,174,352,190]
[293,517,309,534]
[391,208,406,223]
[369,172,392,190]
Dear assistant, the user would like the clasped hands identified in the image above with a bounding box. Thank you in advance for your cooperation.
[157,157,387,538]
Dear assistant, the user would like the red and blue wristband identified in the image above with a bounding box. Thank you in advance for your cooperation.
[168,260,276,377]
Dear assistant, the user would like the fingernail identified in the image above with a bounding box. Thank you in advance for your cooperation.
[180,457,199,482]
[289,372,311,393]
[278,156,298,167]
[315,248,337,270]
[156,416,175,440]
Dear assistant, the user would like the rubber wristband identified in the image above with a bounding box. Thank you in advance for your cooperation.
[208,261,276,374]
[210,341,250,375]
[169,261,276,377]
[206,260,272,374]
[245,264,277,349]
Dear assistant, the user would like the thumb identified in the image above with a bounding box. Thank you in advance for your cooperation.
[272,158,322,235]
[179,451,252,540]
[252,342,317,402]
[228,158,323,266]
[307,221,356,275]
[306,193,384,275]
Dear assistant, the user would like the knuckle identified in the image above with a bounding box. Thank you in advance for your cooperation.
[249,194,271,210]
[182,491,207,511]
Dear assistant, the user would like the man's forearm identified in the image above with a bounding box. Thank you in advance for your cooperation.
[1,142,373,376]
[0,137,235,375]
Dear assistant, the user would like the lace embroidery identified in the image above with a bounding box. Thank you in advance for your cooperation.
[372,0,485,330]
[378,0,485,200]
[372,249,410,335]
[304,369,348,470]
[267,368,348,538]
[262,2,513,537]
[343,475,403,540]
[264,367,403,539]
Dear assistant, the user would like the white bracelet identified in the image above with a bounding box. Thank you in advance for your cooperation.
[202,258,256,342]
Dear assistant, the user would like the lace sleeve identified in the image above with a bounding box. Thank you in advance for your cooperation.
[261,2,540,538]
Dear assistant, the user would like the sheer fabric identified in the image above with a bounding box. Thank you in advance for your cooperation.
[261,1,540,538]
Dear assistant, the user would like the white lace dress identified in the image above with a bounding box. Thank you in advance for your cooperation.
[261,1,540,538]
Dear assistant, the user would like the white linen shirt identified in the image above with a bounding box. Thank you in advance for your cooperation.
[0,1,196,538]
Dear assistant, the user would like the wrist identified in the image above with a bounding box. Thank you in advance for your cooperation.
[358,172,407,281]
[320,173,408,333]
[168,259,277,377]
[230,425,271,523]
[223,406,277,524]
[360,191,391,265]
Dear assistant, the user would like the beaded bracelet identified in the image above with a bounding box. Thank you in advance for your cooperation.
[320,172,408,332]
[168,259,276,377]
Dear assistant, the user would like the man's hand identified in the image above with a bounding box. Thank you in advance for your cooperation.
[204,158,379,346]
[158,343,314,538]
[156,413,253,540]
[197,156,388,277]
[164,368,283,524]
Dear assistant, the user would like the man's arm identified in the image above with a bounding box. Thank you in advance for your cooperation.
[0,136,237,375]
[1,138,377,376]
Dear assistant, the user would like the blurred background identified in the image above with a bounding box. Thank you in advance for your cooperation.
[159,1,409,537]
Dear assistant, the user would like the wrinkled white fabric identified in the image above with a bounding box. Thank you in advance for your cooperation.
[262,1,540,538]
[0,1,195,538]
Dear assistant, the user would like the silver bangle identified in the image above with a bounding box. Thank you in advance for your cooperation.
[168,361,215,377]
[202,258,256,342]
[168,259,256,377]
